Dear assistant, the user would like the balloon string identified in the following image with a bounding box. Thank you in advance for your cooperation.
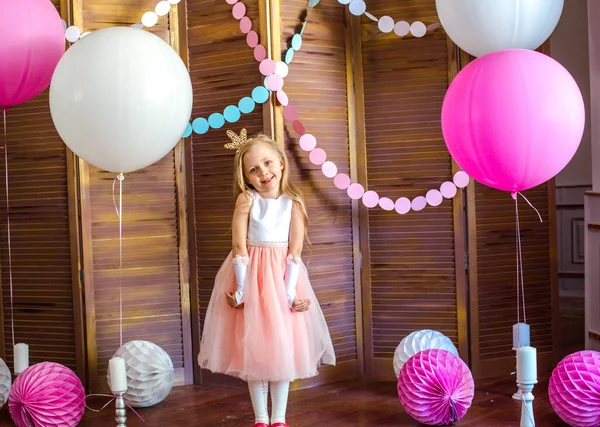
[112,174,124,349]
[3,109,15,351]
[85,394,145,422]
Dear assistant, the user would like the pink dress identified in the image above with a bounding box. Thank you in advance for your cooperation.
[198,191,336,382]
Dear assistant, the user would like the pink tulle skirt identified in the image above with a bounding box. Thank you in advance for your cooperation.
[198,244,336,382]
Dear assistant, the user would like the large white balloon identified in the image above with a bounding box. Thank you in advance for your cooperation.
[436,0,564,58]
[50,27,193,173]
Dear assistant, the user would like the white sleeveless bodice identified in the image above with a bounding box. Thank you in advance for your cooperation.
[247,191,292,246]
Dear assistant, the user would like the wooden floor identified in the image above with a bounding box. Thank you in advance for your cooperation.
[0,377,567,426]
[0,296,583,426]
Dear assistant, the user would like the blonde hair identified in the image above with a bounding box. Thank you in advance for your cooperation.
[233,133,309,233]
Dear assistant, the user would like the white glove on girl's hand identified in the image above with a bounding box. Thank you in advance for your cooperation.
[284,255,301,308]
[232,255,249,305]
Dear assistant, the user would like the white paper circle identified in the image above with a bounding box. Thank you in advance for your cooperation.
[155,0,171,16]
[349,0,366,15]
[168,0,181,4]
[378,16,395,33]
[394,21,410,37]
[141,11,159,27]
[65,26,81,43]
[410,21,427,37]
[275,61,289,78]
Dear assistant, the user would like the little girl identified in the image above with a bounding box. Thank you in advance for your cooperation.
[198,129,336,427]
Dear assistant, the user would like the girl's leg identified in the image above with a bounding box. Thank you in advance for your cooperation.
[270,381,290,424]
[248,380,269,425]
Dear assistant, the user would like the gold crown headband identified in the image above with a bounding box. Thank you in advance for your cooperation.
[225,128,250,151]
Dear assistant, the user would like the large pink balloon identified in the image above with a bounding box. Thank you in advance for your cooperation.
[0,0,65,108]
[441,49,585,193]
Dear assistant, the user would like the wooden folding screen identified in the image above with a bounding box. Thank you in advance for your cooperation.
[74,0,192,391]
[352,0,468,378]
[184,0,268,384]
[277,1,360,383]
[0,0,84,379]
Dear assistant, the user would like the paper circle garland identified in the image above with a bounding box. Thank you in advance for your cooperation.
[548,350,600,427]
[0,357,10,408]
[398,349,474,426]
[393,329,459,377]
[8,362,85,427]
[108,340,175,408]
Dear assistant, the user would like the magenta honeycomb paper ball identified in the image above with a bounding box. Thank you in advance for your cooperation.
[8,362,86,427]
[398,349,474,426]
[549,350,600,427]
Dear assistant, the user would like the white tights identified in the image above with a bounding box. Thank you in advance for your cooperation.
[248,380,290,424]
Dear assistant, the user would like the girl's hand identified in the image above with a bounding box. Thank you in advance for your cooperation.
[291,297,310,312]
[225,292,243,308]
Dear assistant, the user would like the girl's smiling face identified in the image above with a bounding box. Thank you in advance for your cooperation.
[243,142,284,198]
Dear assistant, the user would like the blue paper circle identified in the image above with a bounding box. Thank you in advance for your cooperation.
[192,117,209,135]
[291,34,303,51]
[308,0,320,6]
[182,123,193,138]
[285,48,295,64]
[208,113,225,129]
[238,97,256,114]
[224,105,241,123]
[252,86,270,104]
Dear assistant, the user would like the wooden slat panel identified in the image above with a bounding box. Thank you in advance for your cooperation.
[80,0,187,391]
[472,182,554,376]
[359,0,462,373]
[280,1,357,369]
[185,0,265,384]
[0,1,80,373]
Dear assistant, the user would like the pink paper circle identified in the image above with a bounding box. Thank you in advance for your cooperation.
[322,161,338,178]
[259,59,276,76]
[453,171,470,188]
[266,74,284,91]
[440,181,457,199]
[309,148,327,165]
[276,90,289,106]
[293,120,305,136]
[395,197,411,214]
[232,2,246,20]
[426,189,443,207]
[283,105,298,121]
[411,196,427,211]
[254,45,266,62]
[239,16,252,33]
[246,31,259,48]
[379,197,394,211]
[334,173,351,190]
[226,0,237,4]
[347,183,365,200]
[362,191,379,208]
[299,134,316,151]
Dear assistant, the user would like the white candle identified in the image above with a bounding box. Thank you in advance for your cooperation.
[516,346,537,383]
[109,356,128,393]
[14,343,29,374]
[512,323,530,348]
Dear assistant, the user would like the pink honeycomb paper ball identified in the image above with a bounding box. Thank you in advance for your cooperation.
[9,362,86,427]
[549,350,600,427]
[398,349,474,426]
